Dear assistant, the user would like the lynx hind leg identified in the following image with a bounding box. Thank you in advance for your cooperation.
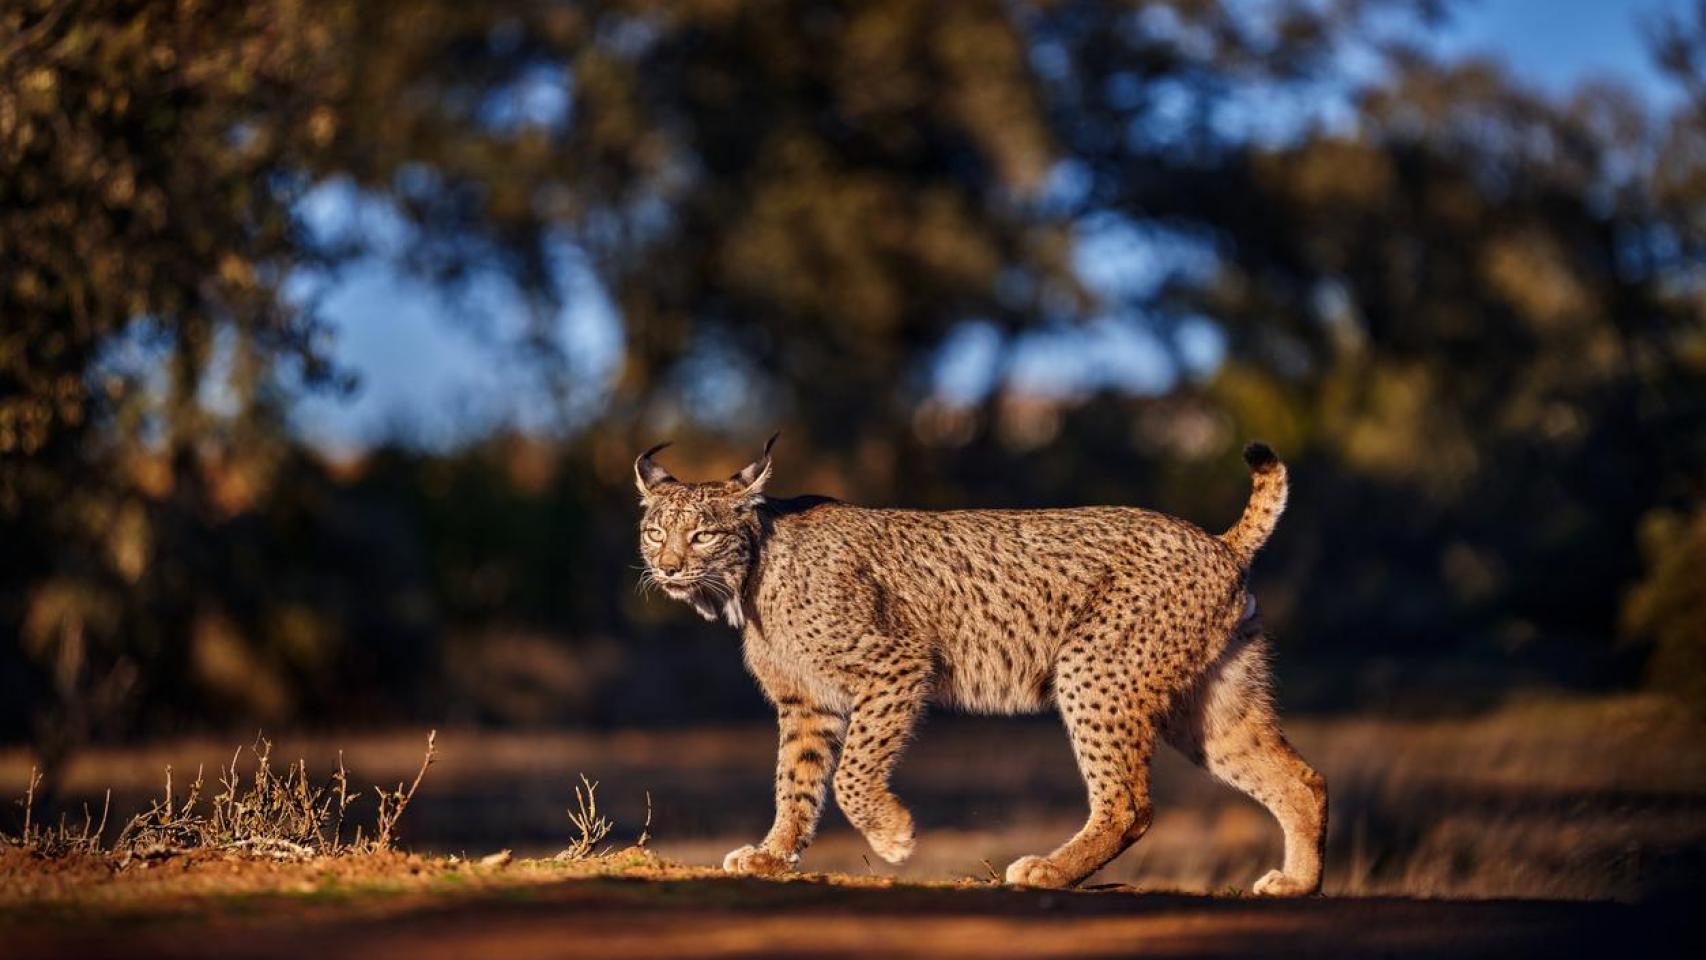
[1165,633,1327,897]
[1007,631,1157,888]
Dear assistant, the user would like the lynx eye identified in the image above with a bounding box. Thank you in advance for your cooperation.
[643,528,665,543]
[691,530,720,544]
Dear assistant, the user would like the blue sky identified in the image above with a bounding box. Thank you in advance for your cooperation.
[290,0,1688,451]
[1436,0,1678,100]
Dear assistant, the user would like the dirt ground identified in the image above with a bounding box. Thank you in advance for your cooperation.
[7,695,1702,898]
[3,696,1705,956]
[3,850,1702,959]
[5,871,1704,959]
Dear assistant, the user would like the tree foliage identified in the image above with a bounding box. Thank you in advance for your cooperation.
[3,0,1704,753]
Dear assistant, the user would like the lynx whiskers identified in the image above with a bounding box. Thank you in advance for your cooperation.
[633,436,1326,895]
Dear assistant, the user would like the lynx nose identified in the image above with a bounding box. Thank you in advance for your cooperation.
[656,553,684,575]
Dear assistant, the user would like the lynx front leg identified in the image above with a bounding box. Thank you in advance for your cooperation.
[833,663,928,864]
[723,693,845,876]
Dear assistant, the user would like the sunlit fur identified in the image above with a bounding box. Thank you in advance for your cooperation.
[633,440,1325,895]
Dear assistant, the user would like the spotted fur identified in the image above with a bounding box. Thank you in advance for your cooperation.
[634,437,1326,895]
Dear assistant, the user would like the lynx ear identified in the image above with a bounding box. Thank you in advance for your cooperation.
[634,441,676,497]
[731,431,779,497]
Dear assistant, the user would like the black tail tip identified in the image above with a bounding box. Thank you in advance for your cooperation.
[1243,441,1280,471]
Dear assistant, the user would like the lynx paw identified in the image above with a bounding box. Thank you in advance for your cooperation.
[722,844,796,877]
[1252,869,1316,897]
[1005,855,1070,888]
[863,809,916,864]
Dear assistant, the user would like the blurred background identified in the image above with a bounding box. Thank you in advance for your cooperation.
[2,0,1704,898]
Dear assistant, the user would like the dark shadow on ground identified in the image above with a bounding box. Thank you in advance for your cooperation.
[8,874,1705,959]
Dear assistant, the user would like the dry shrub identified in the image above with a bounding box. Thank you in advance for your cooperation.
[555,775,654,864]
[4,732,437,864]
[3,768,109,859]
[558,774,615,862]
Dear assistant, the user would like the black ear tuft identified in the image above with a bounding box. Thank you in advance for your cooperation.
[731,431,779,492]
[635,441,677,494]
[1242,441,1280,472]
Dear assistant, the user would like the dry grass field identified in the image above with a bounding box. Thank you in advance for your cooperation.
[2,695,1703,957]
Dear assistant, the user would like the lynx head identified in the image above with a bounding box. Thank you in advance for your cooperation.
[634,433,777,627]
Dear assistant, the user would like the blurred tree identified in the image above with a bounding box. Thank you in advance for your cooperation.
[3,0,1704,757]
[1624,505,1706,713]
[1168,53,1706,683]
[1,0,357,772]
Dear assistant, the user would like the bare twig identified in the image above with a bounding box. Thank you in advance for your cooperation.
[374,730,437,850]
[558,774,615,861]
[90,789,111,850]
[21,767,39,841]
[331,750,356,853]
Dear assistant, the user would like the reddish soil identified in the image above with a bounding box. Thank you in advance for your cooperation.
[6,870,1701,959]
[5,701,1703,956]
